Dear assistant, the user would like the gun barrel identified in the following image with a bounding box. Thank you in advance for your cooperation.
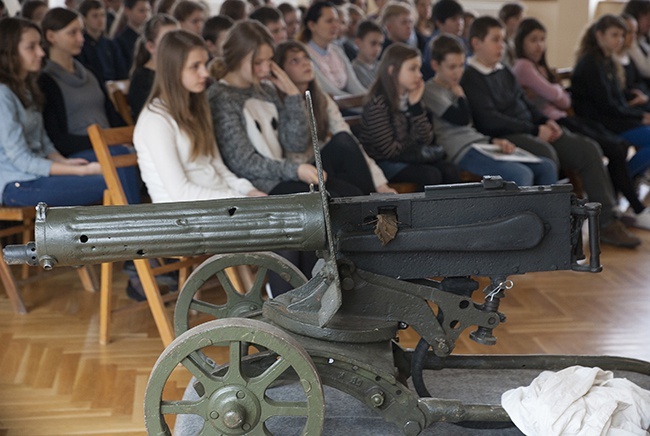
[6,192,326,268]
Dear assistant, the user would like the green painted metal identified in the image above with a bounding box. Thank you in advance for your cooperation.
[144,318,325,436]
[26,192,327,268]
[173,252,308,338]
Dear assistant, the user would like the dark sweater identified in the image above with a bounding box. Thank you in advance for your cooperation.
[38,62,124,156]
[114,26,139,72]
[460,64,547,138]
[359,93,434,162]
[76,31,128,82]
[128,67,155,120]
[571,53,644,134]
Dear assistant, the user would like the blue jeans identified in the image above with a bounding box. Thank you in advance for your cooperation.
[3,175,107,207]
[68,147,141,204]
[619,126,650,178]
[2,146,140,207]
[459,148,558,187]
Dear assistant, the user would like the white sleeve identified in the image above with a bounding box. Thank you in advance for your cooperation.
[209,147,256,196]
[325,94,352,135]
[134,107,248,202]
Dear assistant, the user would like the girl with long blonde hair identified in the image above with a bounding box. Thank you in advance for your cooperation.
[133,29,264,203]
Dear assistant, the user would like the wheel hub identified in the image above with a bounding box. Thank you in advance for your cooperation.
[208,386,260,434]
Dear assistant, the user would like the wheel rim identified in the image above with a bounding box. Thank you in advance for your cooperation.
[174,252,308,337]
[145,318,325,435]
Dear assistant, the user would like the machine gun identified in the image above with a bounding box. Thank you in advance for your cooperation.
[4,94,648,435]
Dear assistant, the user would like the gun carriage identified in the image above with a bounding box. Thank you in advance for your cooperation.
[5,94,650,435]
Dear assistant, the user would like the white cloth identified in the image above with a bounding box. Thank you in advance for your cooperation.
[134,99,256,203]
[502,365,650,436]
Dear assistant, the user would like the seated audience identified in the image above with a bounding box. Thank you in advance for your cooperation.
[618,13,650,111]
[38,8,140,204]
[461,16,639,248]
[299,1,366,96]
[21,0,48,26]
[203,14,234,58]
[623,0,650,85]
[113,0,152,69]
[350,0,367,14]
[360,43,461,191]
[571,14,650,181]
[134,29,263,204]
[424,35,557,187]
[0,18,106,207]
[219,0,248,22]
[512,17,650,229]
[77,0,128,81]
[275,40,396,194]
[278,2,301,40]
[381,1,421,52]
[250,6,288,44]
[422,0,465,80]
[208,20,362,197]
[172,0,207,35]
[366,0,387,20]
[352,20,384,88]
[414,0,434,42]
[339,3,364,60]
[128,14,179,120]
[153,0,175,14]
[208,21,363,295]
[462,10,476,41]
[498,2,524,66]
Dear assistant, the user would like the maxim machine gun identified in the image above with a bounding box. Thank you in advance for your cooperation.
[4,95,650,435]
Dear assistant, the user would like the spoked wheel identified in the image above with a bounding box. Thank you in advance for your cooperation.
[174,252,308,337]
[145,318,325,435]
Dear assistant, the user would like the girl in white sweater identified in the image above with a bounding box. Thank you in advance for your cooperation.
[133,29,264,203]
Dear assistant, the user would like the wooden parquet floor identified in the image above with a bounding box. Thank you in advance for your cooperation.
[2,228,650,435]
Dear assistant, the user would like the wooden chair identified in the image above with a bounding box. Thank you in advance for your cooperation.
[87,124,249,345]
[1,207,98,314]
[106,80,134,126]
[88,124,193,345]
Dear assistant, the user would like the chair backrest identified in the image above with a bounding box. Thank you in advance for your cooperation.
[87,124,137,206]
[106,80,134,126]
[332,93,365,111]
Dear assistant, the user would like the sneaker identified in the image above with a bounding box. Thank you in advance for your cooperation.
[630,208,650,231]
[600,220,641,248]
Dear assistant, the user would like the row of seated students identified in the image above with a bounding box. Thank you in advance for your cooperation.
[2,2,650,292]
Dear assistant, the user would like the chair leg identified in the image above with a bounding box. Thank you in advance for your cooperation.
[77,265,99,293]
[134,259,175,347]
[0,260,27,314]
[225,267,245,293]
[99,262,114,345]
[236,265,255,291]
